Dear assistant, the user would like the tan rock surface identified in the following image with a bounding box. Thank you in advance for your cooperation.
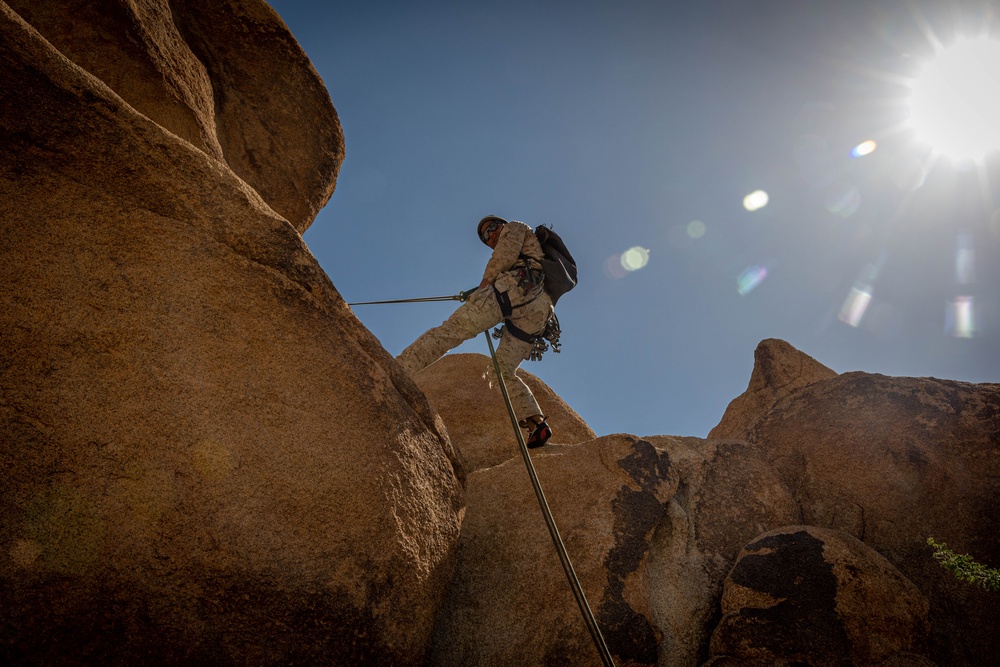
[644,436,800,667]
[420,339,998,666]
[415,353,596,472]
[0,3,458,664]
[709,338,837,440]
[429,435,674,667]
[748,370,1000,666]
[708,526,932,666]
[5,0,343,232]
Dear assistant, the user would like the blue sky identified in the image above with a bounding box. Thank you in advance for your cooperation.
[269,0,1000,438]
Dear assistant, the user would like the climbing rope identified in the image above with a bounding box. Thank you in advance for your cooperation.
[347,294,465,306]
[484,331,616,667]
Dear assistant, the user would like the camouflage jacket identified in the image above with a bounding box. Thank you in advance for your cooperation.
[481,221,546,306]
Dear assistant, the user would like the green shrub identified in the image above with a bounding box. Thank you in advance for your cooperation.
[928,537,1000,592]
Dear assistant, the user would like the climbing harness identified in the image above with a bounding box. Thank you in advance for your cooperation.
[493,312,562,361]
[488,257,554,359]
[484,331,616,667]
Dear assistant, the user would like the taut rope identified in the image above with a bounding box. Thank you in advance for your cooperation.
[483,331,615,667]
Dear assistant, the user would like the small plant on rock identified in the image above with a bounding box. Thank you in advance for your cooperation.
[928,537,1000,592]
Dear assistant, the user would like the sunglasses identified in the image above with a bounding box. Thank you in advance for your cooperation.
[480,220,502,242]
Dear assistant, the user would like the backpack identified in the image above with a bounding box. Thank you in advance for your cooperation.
[534,225,577,305]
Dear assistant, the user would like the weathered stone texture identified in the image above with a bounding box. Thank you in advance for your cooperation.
[429,435,674,667]
[0,2,458,664]
[644,436,800,667]
[419,337,999,667]
[747,372,1000,666]
[708,526,932,666]
[4,0,343,232]
[709,338,837,441]
[414,353,596,472]
[4,0,998,662]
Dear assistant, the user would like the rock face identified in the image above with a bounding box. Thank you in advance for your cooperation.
[709,526,932,666]
[418,337,997,666]
[709,338,837,440]
[3,0,998,662]
[415,353,596,472]
[643,437,800,667]
[420,338,997,666]
[4,0,342,233]
[745,369,1000,666]
[0,2,461,665]
[429,436,674,667]
[422,429,800,667]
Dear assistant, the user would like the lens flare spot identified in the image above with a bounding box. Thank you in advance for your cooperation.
[743,190,769,212]
[851,140,877,158]
[825,182,861,218]
[737,266,768,295]
[620,246,650,271]
[839,287,873,327]
[946,296,976,338]
[604,254,627,280]
[687,220,707,238]
[956,233,975,284]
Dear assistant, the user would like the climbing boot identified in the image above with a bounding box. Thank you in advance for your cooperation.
[526,420,552,449]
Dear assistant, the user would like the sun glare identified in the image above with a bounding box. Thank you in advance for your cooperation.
[742,190,769,212]
[908,38,1000,163]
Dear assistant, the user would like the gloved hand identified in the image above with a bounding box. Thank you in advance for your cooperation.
[459,285,481,302]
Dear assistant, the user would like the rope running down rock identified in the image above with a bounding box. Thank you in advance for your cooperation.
[483,330,616,667]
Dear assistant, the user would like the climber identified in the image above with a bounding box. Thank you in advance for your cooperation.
[397,215,554,448]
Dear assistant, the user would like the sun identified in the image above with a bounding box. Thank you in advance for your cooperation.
[907,37,1000,163]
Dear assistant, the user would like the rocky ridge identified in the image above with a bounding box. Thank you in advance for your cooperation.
[417,340,999,667]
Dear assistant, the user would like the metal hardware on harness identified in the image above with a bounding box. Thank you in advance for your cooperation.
[492,312,562,361]
[483,331,616,667]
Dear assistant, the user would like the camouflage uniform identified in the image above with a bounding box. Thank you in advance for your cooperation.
[397,221,553,421]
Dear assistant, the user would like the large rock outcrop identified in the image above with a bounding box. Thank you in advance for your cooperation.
[430,436,674,667]
[415,353,596,472]
[709,338,837,440]
[708,526,932,666]
[0,2,461,664]
[745,368,1000,666]
[4,0,998,662]
[643,437,800,667]
[422,428,801,667]
[422,338,998,667]
[4,0,342,233]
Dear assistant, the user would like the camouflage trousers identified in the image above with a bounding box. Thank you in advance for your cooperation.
[396,286,553,421]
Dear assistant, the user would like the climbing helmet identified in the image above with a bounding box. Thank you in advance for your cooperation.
[478,215,508,244]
